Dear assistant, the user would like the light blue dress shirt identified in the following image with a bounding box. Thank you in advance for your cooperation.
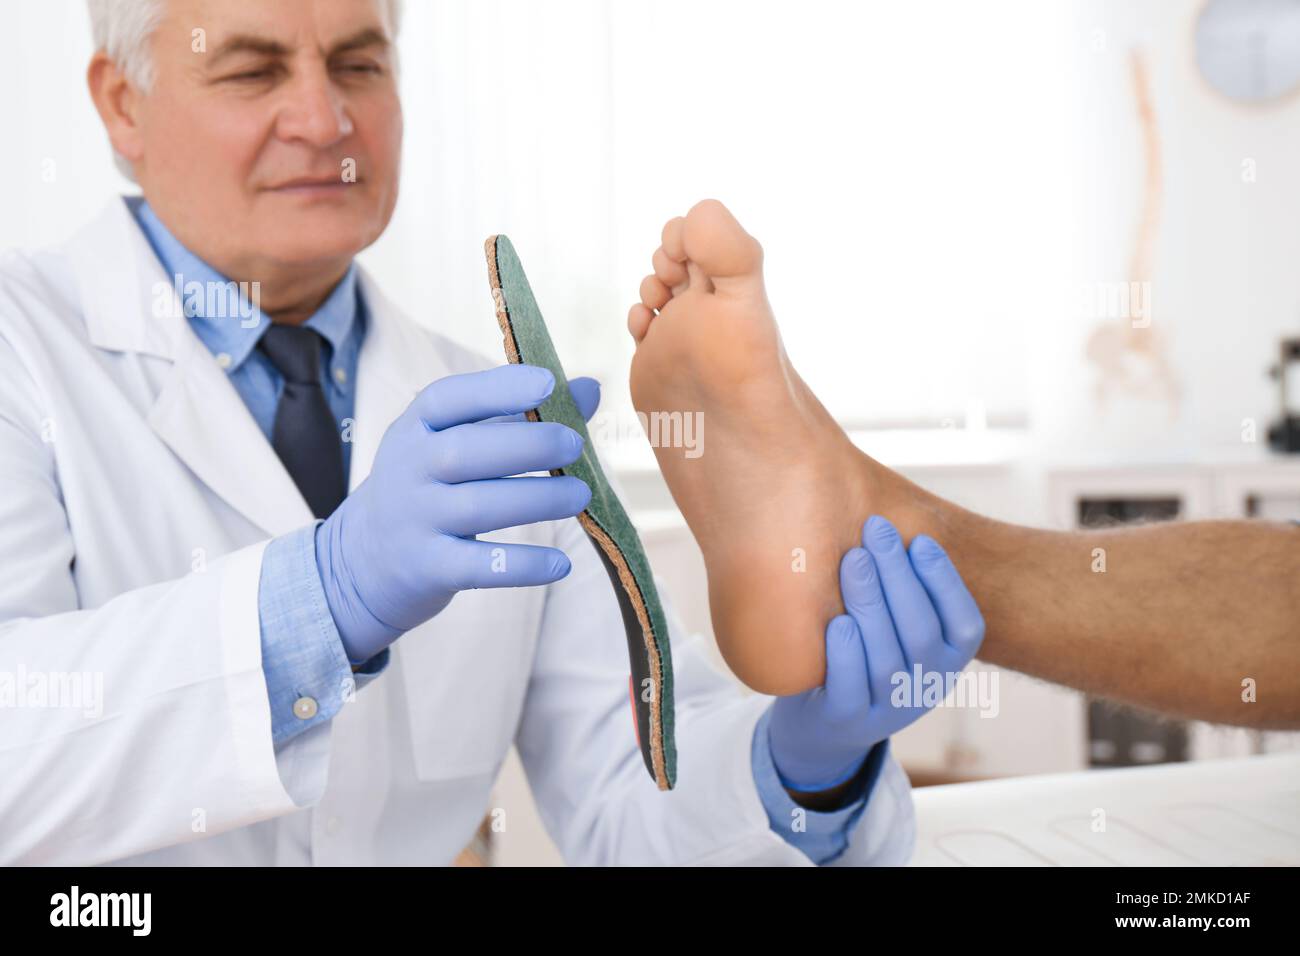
[131,197,876,864]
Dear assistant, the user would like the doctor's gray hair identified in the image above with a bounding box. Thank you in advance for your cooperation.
[86,0,404,180]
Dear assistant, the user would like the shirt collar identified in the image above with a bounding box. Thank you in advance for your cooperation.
[131,197,359,373]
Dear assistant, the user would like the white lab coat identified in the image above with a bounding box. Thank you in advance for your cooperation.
[0,198,915,866]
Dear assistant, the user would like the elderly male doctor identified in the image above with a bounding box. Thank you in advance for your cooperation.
[0,0,938,866]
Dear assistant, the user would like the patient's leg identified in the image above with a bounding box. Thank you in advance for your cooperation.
[628,203,1300,723]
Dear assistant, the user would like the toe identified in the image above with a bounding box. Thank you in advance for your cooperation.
[627,303,654,343]
[652,247,689,290]
[639,274,672,312]
[686,261,715,294]
[661,216,688,262]
[682,199,764,282]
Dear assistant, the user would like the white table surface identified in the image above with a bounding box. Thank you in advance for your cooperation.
[910,753,1300,866]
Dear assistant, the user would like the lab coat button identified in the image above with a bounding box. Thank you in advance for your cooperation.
[293,696,319,720]
[215,352,233,370]
[333,367,348,385]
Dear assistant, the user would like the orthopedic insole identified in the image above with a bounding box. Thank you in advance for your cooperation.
[484,236,677,791]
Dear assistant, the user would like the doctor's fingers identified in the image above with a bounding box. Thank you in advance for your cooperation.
[910,535,986,662]
[424,420,584,484]
[428,476,591,537]
[410,365,556,431]
[477,376,602,425]
[431,537,574,591]
[839,546,906,706]
[822,614,872,719]
[863,516,943,667]
[567,376,601,422]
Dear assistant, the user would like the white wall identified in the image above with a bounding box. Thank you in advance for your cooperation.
[2,3,120,248]
[8,1,1295,461]
[1039,0,1300,463]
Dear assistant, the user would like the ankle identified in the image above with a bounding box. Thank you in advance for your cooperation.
[846,443,940,545]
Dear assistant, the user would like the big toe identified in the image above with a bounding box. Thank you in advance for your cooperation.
[682,199,764,283]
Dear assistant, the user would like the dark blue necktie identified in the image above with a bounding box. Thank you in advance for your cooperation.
[258,324,347,519]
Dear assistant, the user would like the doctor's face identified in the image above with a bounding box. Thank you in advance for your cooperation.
[121,0,402,279]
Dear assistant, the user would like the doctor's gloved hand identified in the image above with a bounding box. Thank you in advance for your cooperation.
[316,365,600,665]
[768,516,985,794]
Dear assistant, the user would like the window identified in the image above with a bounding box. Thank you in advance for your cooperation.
[372,0,1068,428]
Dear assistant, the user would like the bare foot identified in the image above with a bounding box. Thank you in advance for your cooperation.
[627,199,876,696]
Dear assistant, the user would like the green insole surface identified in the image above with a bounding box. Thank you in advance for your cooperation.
[485,235,677,790]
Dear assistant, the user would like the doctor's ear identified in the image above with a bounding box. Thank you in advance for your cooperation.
[86,52,146,173]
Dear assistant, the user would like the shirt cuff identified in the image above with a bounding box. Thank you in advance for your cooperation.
[751,703,891,865]
[259,523,390,749]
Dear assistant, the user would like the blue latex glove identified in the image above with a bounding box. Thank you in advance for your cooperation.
[769,515,986,792]
[316,365,601,664]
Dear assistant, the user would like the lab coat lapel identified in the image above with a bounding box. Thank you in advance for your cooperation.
[149,334,314,536]
[69,198,314,537]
